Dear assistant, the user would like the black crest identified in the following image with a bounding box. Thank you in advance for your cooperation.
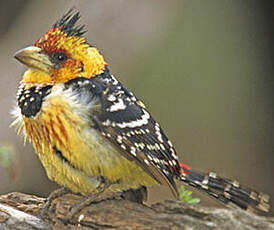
[53,8,86,37]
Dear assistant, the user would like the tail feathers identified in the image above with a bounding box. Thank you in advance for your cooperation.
[179,164,270,213]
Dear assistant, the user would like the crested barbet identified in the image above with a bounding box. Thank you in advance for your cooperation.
[12,9,269,216]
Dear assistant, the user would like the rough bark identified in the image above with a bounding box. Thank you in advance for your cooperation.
[0,192,273,230]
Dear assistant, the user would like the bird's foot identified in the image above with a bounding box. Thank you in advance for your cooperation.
[41,187,69,220]
[62,177,116,224]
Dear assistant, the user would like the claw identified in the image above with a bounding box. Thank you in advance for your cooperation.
[41,187,69,219]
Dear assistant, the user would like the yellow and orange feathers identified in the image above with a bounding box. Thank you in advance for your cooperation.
[20,10,106,85]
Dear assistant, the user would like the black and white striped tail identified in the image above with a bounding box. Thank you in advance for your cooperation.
[180,167,270,213]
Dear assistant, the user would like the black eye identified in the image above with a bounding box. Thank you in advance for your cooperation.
[50,52,68,64]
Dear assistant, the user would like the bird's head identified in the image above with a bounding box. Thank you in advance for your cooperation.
[14,9,107,84]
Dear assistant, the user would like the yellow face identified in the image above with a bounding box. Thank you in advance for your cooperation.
[15,27,107,84]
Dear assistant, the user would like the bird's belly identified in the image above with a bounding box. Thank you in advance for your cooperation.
[22,95,157,194]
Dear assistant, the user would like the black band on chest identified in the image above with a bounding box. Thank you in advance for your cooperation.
[17,85,52,118]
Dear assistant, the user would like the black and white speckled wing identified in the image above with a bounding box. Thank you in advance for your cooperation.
[89,72,181,197]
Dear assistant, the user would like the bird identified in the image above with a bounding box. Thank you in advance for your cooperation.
[12,9,269,218]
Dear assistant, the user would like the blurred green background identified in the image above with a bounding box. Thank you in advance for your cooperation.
[0,0,273,215]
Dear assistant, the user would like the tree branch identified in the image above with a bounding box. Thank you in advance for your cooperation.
[0,192,273,229]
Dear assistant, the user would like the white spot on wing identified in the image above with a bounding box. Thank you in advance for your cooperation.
[107,95,116,102]
[109,98,126,112]
[102,119,111,126]
[167,140,173,147]
[116,135,123,144]
[155,123,164,143]
[130,146,136,156]
[115,110,150,128]
[144,159,150,165]
[110,75,119,85]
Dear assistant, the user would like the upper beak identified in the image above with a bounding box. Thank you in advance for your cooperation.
[14,46,54,73]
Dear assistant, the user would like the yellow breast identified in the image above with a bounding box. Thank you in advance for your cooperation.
[18,84,157,194]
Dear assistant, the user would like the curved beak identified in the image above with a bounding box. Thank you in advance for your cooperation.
[14,46,54,73]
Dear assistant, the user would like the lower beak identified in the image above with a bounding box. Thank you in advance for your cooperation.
[14,46,54,73]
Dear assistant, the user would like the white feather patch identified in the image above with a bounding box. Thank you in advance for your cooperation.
[116,110,150,128]
[109,98,126,112]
